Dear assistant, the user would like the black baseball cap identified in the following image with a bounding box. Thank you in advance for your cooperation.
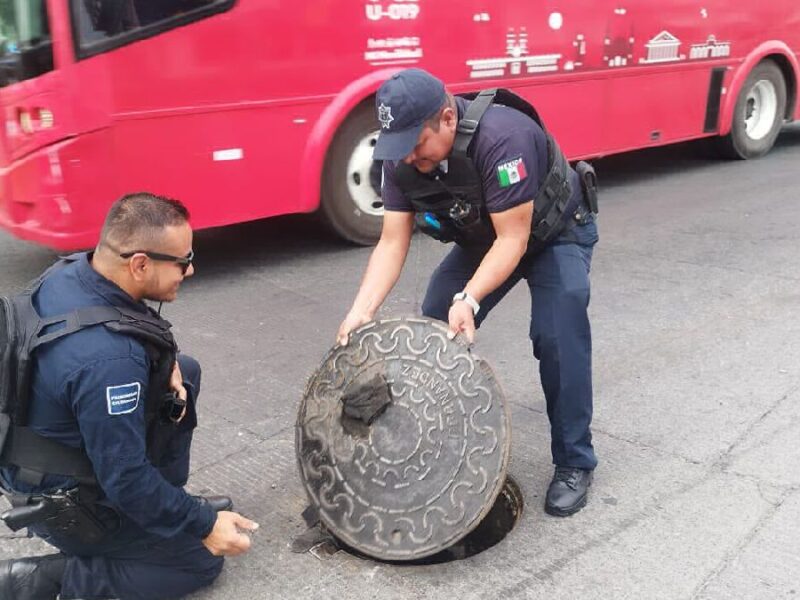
[373,68,447,161]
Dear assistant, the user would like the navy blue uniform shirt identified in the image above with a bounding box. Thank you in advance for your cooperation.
[382,96,582,215]
[1,254,215,539]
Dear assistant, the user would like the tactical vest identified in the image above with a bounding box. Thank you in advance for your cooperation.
[393,89,578,253]
[0,253,177,490]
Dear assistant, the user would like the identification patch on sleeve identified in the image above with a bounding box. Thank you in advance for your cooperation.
[106,382,141,415]
[496,157,528,188]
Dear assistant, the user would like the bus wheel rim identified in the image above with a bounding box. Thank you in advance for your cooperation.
[346,130,384,216]
[744,79,778,141]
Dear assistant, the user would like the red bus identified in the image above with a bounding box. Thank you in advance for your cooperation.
[1,1,798,250]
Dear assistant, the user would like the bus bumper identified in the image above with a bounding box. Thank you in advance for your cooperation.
[0,135,108,251]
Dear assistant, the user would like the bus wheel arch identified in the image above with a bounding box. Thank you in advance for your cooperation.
[768,53,798,122]
[319,97,383,245]
[718,57,791,159]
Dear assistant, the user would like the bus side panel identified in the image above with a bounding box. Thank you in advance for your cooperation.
[103,2,364,119]
[603,66,713,152]
[507,79,606,160]
[110,102,328,230]
[92,1,371,225]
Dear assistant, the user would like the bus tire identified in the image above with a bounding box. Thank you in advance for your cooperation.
[718,60,787,159]
[320,102,383,245]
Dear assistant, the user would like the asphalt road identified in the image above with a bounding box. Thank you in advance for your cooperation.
[2,125,799,599]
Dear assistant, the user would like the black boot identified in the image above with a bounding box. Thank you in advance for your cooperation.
[194,495,234,512]
[0,553,66,600]
[545,467,593,517]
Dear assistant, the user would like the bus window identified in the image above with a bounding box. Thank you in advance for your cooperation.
[71,0,234,58]
[0,0,53,87]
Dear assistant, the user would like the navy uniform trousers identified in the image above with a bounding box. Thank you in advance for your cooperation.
[30,354,223,600]
[422,219,599,471]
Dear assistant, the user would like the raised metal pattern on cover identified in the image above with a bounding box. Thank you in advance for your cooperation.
[296,317,510,560]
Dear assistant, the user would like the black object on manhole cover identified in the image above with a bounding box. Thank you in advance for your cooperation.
[296,317,511,561]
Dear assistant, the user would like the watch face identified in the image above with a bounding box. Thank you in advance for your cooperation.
[452,292,478,315]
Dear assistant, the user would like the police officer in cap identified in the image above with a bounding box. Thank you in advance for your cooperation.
[0,193,257,599]
[337,69,600,517]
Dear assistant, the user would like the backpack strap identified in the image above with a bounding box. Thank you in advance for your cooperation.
[30,306,175,352]
[107,307,176,352]
[29,306,125,350]
[453,88,497,157]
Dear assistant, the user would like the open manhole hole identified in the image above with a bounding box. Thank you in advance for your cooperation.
[330,476,523,565]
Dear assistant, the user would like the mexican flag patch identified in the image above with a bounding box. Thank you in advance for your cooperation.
[496,158,527,188]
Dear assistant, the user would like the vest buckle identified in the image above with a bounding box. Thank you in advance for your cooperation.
[457,118,480,136]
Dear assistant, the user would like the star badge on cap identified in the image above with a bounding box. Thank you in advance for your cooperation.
[378,103,394,129]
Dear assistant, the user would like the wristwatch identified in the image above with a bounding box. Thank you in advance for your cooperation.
[452,291,480,316]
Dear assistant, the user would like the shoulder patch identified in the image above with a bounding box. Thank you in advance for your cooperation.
[496,157,528,188]
[107,382,141,415]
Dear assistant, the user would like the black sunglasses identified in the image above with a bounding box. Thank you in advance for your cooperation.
[119,249,194,274]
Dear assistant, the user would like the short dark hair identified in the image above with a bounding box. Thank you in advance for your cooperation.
[424,93,456,132]
[99,192,190,250]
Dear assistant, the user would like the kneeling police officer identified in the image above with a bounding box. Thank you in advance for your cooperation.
[0,193,257,600]
[338,69,600,517]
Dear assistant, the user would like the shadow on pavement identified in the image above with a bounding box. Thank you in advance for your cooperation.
[774,121,800,149]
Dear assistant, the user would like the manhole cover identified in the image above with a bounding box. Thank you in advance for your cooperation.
[296,317,511,561]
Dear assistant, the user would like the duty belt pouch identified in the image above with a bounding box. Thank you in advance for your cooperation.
[576,161,599,215]
[414,212,457,243]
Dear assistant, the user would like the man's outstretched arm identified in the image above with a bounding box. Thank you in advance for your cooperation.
[337,210,415,345]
